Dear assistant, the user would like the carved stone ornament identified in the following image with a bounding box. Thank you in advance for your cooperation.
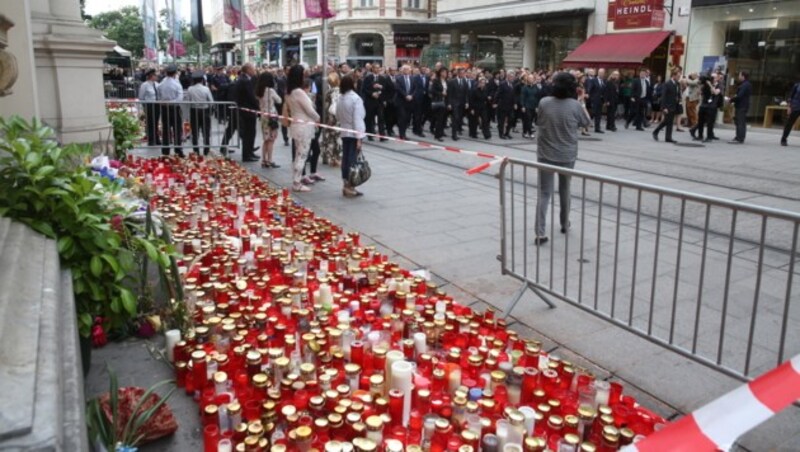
[0,15,18,97]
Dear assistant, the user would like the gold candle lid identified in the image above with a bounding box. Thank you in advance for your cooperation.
[295,425,312,440]
[365,415,383,431]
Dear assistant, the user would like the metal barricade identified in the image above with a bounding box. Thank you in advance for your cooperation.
[499,157,800,381]
[104,80,142,99]
[106,100,242,157]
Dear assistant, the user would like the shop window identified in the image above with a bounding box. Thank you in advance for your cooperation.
[349,34,385,57]
[406,0,422,9]
[359,0,375,7]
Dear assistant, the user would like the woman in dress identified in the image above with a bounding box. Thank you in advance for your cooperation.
[285,65,320,192]
[322,71,342,167]
[336,75,366,198]
[576,73,591,136]
[255,71,282,168]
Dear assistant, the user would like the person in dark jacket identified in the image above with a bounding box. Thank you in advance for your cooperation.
[411,67,429,137]
[604,71,620,131]
[652,68,681,143]
[380,67,397,136]
[394,65,416,140]
[276,68,290,145]
[495,71,517,139]
[781,80,800,146]
[520,73,541,139]
[690,74,720,142]
[447,68,469,140]
[468,77,492,139]
[586,68,606,133]
[626,69,652,131]
[209,66,231,122]
[230,63,260,162]
[730,71,752,144]
[429,68,448,142]
[363,65,386,141]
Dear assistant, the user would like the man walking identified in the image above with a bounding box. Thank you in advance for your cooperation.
[653,68,681,143]
[157,65,184,157]
[730,71,752,144]
[587,68,606,133]
[495,72,516,139]
[447,68,468,140]
[604,71,620,131]
[395,65,416,140]
[782,80,800,146]
[626,69,651,131]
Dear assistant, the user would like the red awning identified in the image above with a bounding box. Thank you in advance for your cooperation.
[561,31,672,68]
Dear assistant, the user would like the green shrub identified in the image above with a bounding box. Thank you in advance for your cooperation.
[0,116,171,337]
[108,108,142,161]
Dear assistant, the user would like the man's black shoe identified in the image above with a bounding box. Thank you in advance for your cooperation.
[666,139,678,143]
[595,130,605,134]
[652,132,658,141]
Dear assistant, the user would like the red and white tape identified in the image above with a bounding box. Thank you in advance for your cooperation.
[623,355,800,452]
[239,107,506,176]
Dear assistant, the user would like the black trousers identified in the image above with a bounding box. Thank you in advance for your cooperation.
[450,104,464,138]
[691,106,715,139]
[397,101,413,138]
[384,100,397,134]
[497,107,512,137]
[632,98,647,128]
[606,102,618,130]
[412,99,425,134]
[734,106,748,142]
[522,109,535,135]
[653,110,675,141]
[160,105,183,155]
[190,108,211,155]
[222,109,239,154]
[592,100,604,131]
[239,111,257,160]
[432,107,446,139]
[469,108,491,139]
[144,103,160,146]
[365,100,386,138]
[782,110,800,142]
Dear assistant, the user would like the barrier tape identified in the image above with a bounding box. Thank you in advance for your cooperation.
[105,99,508,175]
[623,354,800,452]
[237,107,506,176]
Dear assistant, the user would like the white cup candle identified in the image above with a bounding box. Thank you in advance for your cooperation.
[390,360,414,426]
[165,329,181,362]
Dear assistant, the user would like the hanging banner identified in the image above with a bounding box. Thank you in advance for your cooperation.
[224,0,257,31]
[190,0,208,43]
[167,0,186,57]
[141,0,158,61]
[304,0,335,19]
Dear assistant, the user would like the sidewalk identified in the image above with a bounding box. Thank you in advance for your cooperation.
[241,121,800,450]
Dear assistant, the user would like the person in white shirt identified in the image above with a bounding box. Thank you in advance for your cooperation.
[336,75,366,198]
[156,65,185,156]
[255,71,282,168]
[285,65,320,192]
[185,72,214,156]
[138,68,160,146]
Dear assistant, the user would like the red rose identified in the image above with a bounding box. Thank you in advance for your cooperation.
[92,323,108,348]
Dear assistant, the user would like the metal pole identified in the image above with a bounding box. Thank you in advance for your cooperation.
[239,0,246,64]
[321,17,328,124]
[171,0,176,62]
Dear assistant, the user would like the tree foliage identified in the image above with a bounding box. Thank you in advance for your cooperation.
[87,5,209,61]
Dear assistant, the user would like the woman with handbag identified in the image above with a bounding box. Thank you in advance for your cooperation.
[429,67,448,142]
[284,65,320,192]
[256,72,282,168]
[336,75,367,198]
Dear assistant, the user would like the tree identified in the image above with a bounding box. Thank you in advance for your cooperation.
[88,6,147,57]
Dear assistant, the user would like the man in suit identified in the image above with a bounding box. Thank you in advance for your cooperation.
[730,71,752,144]
[209,66,230,123]
[447,68,469,140]
[495,71,517,139]
[363,64,386,141]
[653,68,681,143]
[587,68,606,133]
[411,67,429,137]
[469,77,492,139]
[604,71,620,131]
[394,65,416,140]
[276,67,290,145]
[627,69,651,130]
[381,67,397,136]
[231,63,260,162]
[157,64,184,157]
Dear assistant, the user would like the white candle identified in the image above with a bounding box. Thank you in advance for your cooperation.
[496,419,510,450]
[319,283,333,308]
[405,294,416,311]
[595,380,610,408]
[413,332,427,356]
[519,406,536,435]
[390,360,414,426]
[448,367,461,394]
[385,350,405,380]
[218,438,233,452]
[165,329,181,362]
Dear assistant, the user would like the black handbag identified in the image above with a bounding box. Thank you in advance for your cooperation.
[676,104,684,115]
[348,152,371,187]
[431,100,446,110]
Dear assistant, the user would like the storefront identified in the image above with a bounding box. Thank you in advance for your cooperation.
[283,35,301,66]
[210,42,236,67]
[265,39,282,66]
[301,35,321,67]
[688,0,800,124]
[394,33,429,67]
[345,34,385,67]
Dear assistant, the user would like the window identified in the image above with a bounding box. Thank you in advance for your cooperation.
[406,0,421,8]
[359,0,374,7]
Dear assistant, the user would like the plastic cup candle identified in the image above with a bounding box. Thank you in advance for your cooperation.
[390,360,414,426]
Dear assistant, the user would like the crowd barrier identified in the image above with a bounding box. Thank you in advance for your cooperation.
[104,80,142,99]
[106,100,242,157]
[498,157,800,382]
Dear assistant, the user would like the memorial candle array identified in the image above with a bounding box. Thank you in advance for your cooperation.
[125,155,666,452]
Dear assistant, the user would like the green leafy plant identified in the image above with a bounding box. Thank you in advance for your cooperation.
[107,108,142,161]
[0,116,171,337]
[86,365,177,450]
